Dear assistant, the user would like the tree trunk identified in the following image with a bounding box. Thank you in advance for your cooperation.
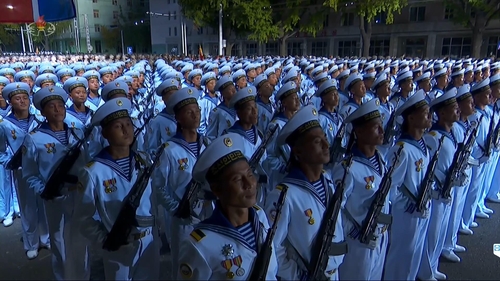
[359,15,372,57]
[278,31,297,56]
[471,16,487,58]
[225,43,234,56]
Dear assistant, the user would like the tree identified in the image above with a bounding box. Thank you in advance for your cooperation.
[326,0,407,57]
[444,0,500,58]
[0,24,20,52]
[29,20,73,51]
[101,25,121,52]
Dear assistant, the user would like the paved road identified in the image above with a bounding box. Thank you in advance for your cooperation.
[1,202,499,280]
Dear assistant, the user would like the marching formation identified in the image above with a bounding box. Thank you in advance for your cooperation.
[0,53,499,281]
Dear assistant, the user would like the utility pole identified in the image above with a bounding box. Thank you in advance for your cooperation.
[218,3,223,56]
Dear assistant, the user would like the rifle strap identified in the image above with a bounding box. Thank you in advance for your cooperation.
[399,185,418,204]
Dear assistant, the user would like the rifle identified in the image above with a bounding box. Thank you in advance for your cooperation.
[308,155,353,281]
[382,97,400,145]
[359,145,403,244]
[328,122,346,165]
[102,143,166,251]
[248,185,288,281]
[6,118,43,170]
[416,135,445,213]
[174,124,279,219]
[40,125,94,200]
[483,110,496,157]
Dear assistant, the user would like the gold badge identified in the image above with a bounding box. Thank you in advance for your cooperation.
[21,145,27,155]
[364,176,375,190]
[44,143,56,154]
[415,158,423,172]
[166,127,171,136]
[179,263,193,279]
[16,84,20,89]
[71,122,76,129]
[328,123,333,131]
[10,130,17,140]
[226,120,231,127]
[375,99,380,106]
[115,82,120,87]
[312,108,317,116]
[304,208,315,225]
[221,244,235,279]
[248,88,252,94]
[103,178,118,194]
[177,158,188,171]
[187,88,193,95]
[224,137,233,147]
[117,99,123,106]
[49,87,54,92]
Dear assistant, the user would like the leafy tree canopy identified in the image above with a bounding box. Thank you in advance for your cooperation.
[444,0,500,27]
[326,0,407,23]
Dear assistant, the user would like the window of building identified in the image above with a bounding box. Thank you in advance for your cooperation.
[405,38,426,57]
[338,40,358,57]
[94,24,101,33]
[112,0,117,5]
[174,27,177,36]
[231,44,241,56]
[409,6,425,22]
[265,42,278,55]
[174,11,177,20]
[341,12,354,26]
[323,15,329,28]
[95,40,102,53]
[444,7,454,20]
[246,43,258,56]
[441,37,471,58]
[93,9,99,18]
[311,41,328,57]
[287,42,301,56]
[369,39,390,56]
[486,36,500,56]
[212,27,217,35]
[197,27,203,35]
[374,12,387,24]
[169,27,172,36]
[187,27,191,36]
[113,11,119,19]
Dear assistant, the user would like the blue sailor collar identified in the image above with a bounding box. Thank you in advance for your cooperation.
[228,121,258,145]
[430,123,457,147]
[351,146,384,176]
[38,122,72,144]
[398,133,428,155]
[273,111,289,123]
[158,108,176,120]
[5,113,36,132]
[94,147,137,181]
[67,104,92,115]
[390,91,409,102]
[346,97,361,107]
[284,167,331,207]
[256,95,274,113]
[170,131,203,158]
[203,91,219,105]
[197,202,262,252]
[217,102,237,119]
[319,107,340,125]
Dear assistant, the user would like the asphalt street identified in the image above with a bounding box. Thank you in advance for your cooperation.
[0,202,499,280]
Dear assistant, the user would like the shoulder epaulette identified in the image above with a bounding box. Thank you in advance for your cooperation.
[276,184,285,191]
[397,141,404,147]
[429,131,437,137]
[86,161,95,168]
[212,108,217,112]
[252,205,261,211]
[30,130,37,135]
[190,229,206,242]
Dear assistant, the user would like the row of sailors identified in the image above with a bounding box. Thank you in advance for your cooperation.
[0,57,499,280]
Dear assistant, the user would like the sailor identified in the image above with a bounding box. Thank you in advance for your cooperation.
[315,79,342,150]
[339,73,365,120]
[34,73,58,90]
[264,81,300,190]
[63,77,93,130]
[383,90,432,281]
[254,74,275,134]
[223,86,269,205]
[389,70,414,108]
[418,88,460,280]
[177,133,279,280]
[151,87,210,278]
[145,78,180,155]
[441,85,475,262]
[82,70,104,112]
[264,105,346,280]
[206,76,238,139]
[75,97,160,280]
[21,86,90,280]
[198,72,219,136]
[333,98,389,281]
[372,73,396,157]
[486,74,500,203]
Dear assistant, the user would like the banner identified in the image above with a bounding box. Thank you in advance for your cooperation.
[0,0,76,23]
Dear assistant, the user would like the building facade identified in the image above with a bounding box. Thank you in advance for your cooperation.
[150,0,500,58]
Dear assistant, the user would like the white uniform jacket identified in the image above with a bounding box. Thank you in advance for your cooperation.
[264,168,345,280]
[64,105,93,130]
[198,92,220,136]
[0,114,40,165]
[22,123,91,195]
[264,113,290,189]
[145,109,177,155]
[206,103,237,140]
[177,205,278,280]
[255,96,275,134]
[469,107,491,162]
[317,108,342,147]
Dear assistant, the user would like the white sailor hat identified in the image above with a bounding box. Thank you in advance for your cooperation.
[414,72,431,84]
[412,66,423,73]
[219,65,231,75]
[490,74,500,86]
[188,69,203,81]
[276,81,298,101]
[430,88,457,110]
[395,89,428,116]
[345,73,363,92]
[232,69,247,83]
[364,63,375,72]
[344,98,381,126]
[312,65,323,77]
[264,67,275,76]
[363,72,376,80]
[201,72,217,85]
[456,85,472,102]
[2,82,29,102]
[166,87,200,115]
[305,64,314,72]
[215,76,234,92]
[396,71,413,84]
[244,63,256,72]
[328,65,339,75]
[33,86,68,111]
[372,73,389,90]
[180,63,193,74]
[253,74,268,89]
[35,73,58,87]
[116,75,133,85]
[102,80,129,102]
[99,66,113,76]
[192,133,248,184]
[277,105,320,146]
[229,86,257,109]
[433,68,447,79]
[63,76,88,93]
[471,78,491,95]
[91,98,131,127]
[451,69,465,78]
[337,69,350,80]
[0,76,9,87]
[83,70,100,81]
[282,68,299,83]
[313,72,329,85]
[315,79,338,97]
[156,79,180,96]
[14,70,35,82]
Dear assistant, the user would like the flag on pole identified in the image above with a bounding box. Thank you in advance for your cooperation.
[199,44,204,60]
[0,0,76,23]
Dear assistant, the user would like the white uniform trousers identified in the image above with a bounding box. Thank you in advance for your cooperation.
[169,216,196,280]
[339,231,388,280]
[444,177,471,254]
[44,195,90,280]
[102,227,160,280]
[13,170,49,251]
[0,166,16,220]
[462,164,486,228]
[383,208,430,281]
[418,197,453,279]
[487,159,500,201]
[477,152,499,211]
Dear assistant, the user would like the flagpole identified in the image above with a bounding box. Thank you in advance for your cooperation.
[20,26,26,53]
[218,3,223,56]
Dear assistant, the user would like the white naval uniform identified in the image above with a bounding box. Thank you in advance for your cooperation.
[63,105,92,130]
[264,169,345,280]
[177,205,279,280]
[198,92,220,136]
[151,133,210,278]
[263,114,290,190]
[333,148,389,280]
[317,108,342,148]
[383,136,431,281]
[144,109,177,155]
[418,127,458,279]
[377,100,396,158]
[255,96,275,134]
[75,149,160,280]
[22,123,91,280]
[339,98,361,142]
[0,114,48,251]
[206,103,237,140]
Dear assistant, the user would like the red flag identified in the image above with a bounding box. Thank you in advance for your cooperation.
[199,44,204,60]
[0,0,76,23]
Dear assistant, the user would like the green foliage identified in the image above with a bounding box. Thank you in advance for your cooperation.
[31,20,72,45]
[325,0,407,24]
[444,0,500,27]
[0,24,19,46]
